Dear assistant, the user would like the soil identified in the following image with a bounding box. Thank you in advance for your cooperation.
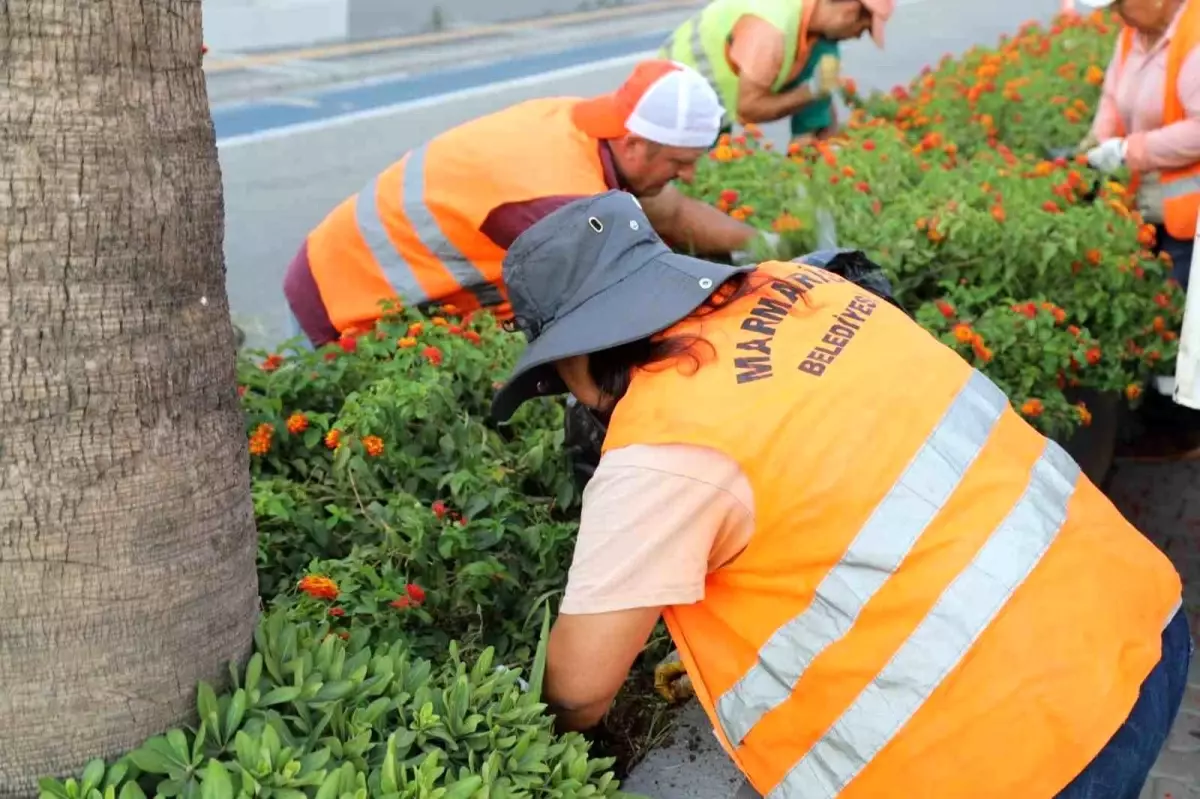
[586,667,679,779]
[583,633,681,778]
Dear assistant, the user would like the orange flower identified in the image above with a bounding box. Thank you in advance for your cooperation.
[298,575,339,601]
[407,322,424,337]
[324,429,342,450]
[1077,403,1093,427]
[772,212,804,233]
[464,330,482,345]
[1125,383,1143,401]
[1085,64,1105,85]
[1020,399,1044,418]
[991,205,1007,223]
[953,323,976,343]
[972,339,993,362]
[1085,249,1101,265]
[397,336,417,348]
[431,316,447,327]
[261,353,284,372]
[248,423,274,456]
[935,300,956,319]
[286,412,309,435]
[442,303,459,315]
[362,435,384,457]
[1086,347,1102,365]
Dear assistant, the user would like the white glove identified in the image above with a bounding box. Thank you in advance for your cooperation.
[1086,138,1127,174]
[731,231,782,266]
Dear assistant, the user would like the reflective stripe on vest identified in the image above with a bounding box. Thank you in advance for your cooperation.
[1163,173,1200,201]
[717,369,1011,746]
[688,15,719,89]
[768,436,1080,798]
[353,144,503,309]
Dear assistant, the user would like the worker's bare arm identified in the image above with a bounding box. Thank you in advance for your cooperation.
[640,183,759,255]
[543,605,663,732]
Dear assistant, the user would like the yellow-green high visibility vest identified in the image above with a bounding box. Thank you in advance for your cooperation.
[659,0,803,126]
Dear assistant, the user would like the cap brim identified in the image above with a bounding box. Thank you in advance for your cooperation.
[491,252,756,423]
[571,97,630,140]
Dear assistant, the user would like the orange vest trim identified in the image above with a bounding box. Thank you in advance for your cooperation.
[603,261,1182,798]
[304,98,611,334]
[1114,0,1200,239]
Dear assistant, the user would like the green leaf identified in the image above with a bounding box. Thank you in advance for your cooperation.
[80,760,106,796]
[199,761,234,799]
[128,738,182,775]
[528,603,552,702]
[259,685,303,707]
[117,783,147,799]
[37,778,71,799]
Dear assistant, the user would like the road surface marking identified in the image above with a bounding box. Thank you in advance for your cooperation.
[217,51,651,148]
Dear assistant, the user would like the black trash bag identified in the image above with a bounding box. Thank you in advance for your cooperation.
[792,248,910,315]
[563,395,609,493]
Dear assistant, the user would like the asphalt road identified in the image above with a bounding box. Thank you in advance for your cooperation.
[213,0,1060,351]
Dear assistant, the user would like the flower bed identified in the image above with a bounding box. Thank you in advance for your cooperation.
[41,11,1193,797]
[683,11,1185,443]
[40,306,667,799]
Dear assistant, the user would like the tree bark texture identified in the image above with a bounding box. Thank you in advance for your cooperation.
[0,1,260,793]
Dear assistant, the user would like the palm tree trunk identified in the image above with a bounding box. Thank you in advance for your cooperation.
[0,1,260,793]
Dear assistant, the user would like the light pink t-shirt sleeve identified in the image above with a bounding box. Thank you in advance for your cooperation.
[558,443,755,616]
[1091,39,1124,142]
[1127,48,1200,173]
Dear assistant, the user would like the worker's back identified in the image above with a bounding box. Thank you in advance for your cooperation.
[604,259,1182,798]
[303,97,611,335]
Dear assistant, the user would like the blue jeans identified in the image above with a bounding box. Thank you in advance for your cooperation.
[1155,224,1195,291]
[1054,609,1193,799]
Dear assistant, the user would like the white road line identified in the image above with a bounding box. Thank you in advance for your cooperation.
[216,50,652,149]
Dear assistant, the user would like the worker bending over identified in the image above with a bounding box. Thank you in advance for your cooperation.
[283,60,764,347]
[493,191,1192,799]
[662,0,894,140]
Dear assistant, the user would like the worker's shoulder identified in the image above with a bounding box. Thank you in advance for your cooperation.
[598,443,752,501]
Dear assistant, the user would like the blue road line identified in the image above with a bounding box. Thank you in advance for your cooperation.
[213,30,669,140]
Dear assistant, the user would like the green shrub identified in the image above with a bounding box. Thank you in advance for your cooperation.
[38,612,636,799]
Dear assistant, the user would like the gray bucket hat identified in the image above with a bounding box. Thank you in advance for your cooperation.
[491,190,756,423]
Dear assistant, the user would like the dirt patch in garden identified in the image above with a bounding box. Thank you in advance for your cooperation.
[587,668,679,778]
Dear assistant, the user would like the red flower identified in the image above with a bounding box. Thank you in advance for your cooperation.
[1154,293,1170,308]
[1086,347,1102,365]
[337,335,358,353]
[405,583,426,604]
[863,140,876,151]
[261,353,284,372]
[329,607,345,617]
[719,189,739,205]
[431,500,448,519]
[237,385,247,398]
[389,596,413,610]
[422,345,443,366]
[286,412,309,435]
[935,300,956,319]
[855,181,870,194]
[464,331,482,345]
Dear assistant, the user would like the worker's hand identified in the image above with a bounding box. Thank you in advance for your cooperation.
[1086,138,1127,174]
[812,54,841,98]
[1076,131,1100,154]
[654,651,694,704]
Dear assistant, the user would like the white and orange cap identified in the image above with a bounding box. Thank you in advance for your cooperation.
[860,0,895,47]
[572,59,725,149]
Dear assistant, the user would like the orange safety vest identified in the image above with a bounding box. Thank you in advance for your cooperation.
[305,98,610,334]
[603,261,1182,798]
[1115,0,1200,240]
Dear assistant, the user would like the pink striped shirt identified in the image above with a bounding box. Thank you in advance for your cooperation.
[1091,7,1200,175]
